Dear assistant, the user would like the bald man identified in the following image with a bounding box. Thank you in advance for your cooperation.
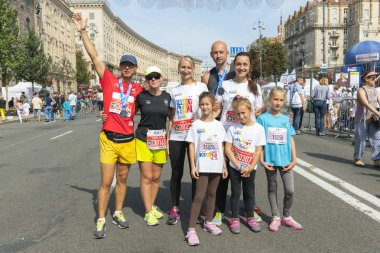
[201,40,235,94]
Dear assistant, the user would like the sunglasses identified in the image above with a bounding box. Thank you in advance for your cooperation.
[120,62,136,69]
[366,75,377,80]
[146,74,161,81]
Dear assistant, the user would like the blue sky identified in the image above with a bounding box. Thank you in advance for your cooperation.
[109,0,308,65]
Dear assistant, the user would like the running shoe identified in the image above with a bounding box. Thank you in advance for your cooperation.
[186,230,199,246]
[212,211,224,226]
[253,211,262,223]
[152,205,163,219]
[93,219,106,239]
[247,217,261,233]
[112,212,129,229]
[166,208,180,225]
[203,222,222,235]
[282,216,303,230]
[354,159,365,166]
[268,216,281,232]
[144,212,159,226]
[229,219,240,234]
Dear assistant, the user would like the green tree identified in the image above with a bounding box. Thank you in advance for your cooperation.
[15,28,51,91]
[76,51,92,88]
[248,38,287,81]
[0,0,23,96]
[51,57,75,93]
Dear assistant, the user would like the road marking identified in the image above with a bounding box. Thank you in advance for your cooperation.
[297,158,380,209]
[96,119,102,122]
[0,133,47,151]
[294,166,380,223]
[50,131,73,140]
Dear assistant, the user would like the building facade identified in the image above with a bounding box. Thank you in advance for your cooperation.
[283,0,380,70]
[13,0,36,36]
[34,0,77,93]
[68,0,202,86]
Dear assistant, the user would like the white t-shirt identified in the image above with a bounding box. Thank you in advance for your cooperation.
[69,94,77,106]
[216,79,262,130]
[225,122,266,170]
[186,119,226,173]
[23,103,31,114]
[169,81,209,141]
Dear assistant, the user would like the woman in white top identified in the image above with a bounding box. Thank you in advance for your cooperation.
[212,51,264,226]
[166,55,209,225]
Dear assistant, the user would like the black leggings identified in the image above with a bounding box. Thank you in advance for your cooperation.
[229,165,256,218]
[215,173,229,213]
[169,140,196,207]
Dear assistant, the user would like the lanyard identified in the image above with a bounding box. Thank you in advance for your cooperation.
[118,78,132,111]
[214,64,228,94]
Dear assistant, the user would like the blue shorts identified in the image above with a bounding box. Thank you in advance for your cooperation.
[34,109,41,117]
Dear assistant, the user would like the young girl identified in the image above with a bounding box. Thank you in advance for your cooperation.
[257,87,302,232]
[185,92,227,246]
[225,97,266,234]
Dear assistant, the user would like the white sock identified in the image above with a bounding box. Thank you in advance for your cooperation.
[114,210,122,216]
[98,218,105,222]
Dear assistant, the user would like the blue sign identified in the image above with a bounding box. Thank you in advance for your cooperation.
[230,47,245,56]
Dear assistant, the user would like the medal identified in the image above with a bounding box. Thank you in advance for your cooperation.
[217,87,225,96]
[120,110,128,118]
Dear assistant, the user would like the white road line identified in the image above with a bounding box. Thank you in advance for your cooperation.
[294,166,380,223]
[297,158,380,209]
[50,130,73,140]
[96,119,102,122]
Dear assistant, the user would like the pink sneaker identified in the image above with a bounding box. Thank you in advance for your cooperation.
[282,216,303,230]
[203,222,222,235]
[269,217,281,232]
[229,219,240,234]
[247,217,261,233]
[186,230,199,246]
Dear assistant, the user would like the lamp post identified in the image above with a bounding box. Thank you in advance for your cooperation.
[253,20,265,81]
[322,0,327,66]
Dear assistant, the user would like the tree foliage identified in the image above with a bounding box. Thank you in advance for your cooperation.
[15,28,51,90]
[248,38,287,80]
[76,51,92,88]
[51,57,75,93]
[0,0,23,95]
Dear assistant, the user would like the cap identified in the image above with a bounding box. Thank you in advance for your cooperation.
[120,55,137,66]
[144,66,162,76]
[362,71,379,80]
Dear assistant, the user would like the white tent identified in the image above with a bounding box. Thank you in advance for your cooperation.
[1,82,50,102]
[280,70,289,84]
[286,69,296,83]
[261,82,285,90]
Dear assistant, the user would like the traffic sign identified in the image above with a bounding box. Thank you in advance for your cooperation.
[230,47,245,56]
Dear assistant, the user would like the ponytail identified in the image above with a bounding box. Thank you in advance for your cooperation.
[248,78,259,96]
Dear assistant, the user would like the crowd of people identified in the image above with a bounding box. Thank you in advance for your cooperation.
[0,89,104,124]
[72,13,303,245]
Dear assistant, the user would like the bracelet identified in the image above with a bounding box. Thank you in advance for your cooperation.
[237,164,243,171]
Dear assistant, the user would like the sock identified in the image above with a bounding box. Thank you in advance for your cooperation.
[114,210,122,216]
[188,228,195,232]
[98,218,106,222]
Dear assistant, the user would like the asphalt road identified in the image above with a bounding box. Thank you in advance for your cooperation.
[0,113,379,253]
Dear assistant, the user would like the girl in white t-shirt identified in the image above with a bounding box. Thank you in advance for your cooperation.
[225,96,266,234]
[167,56,209,225]
[185,92,227,246]
[22,99,31,122]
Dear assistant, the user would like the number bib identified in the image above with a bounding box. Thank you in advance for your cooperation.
[226,111,238,123]
[147,130,166,150]
[232,145,254,166]
[109,92,134,117]
[172,118,194,132]
[199,141,219,160]
[267,127,287,144]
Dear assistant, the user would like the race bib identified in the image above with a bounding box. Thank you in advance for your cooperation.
[199,141,219,160]
[147,130,166,150]
[232,145,254,166]
[172,118,194,132]
[267,127,287,144]
[226,111,238,123]
[109,92,134,117]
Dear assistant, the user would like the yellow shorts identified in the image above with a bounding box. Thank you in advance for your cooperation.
[99,132,136,164]
[136,138,167,164]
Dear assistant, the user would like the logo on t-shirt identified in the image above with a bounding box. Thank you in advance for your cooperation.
[176,98,193,115]
[164,99,169,106]
[145,100,151,104]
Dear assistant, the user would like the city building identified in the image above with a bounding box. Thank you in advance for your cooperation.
[13,0,36,36]
[68,0,202,86]
[283,0,380,70]
[35,0,77,93]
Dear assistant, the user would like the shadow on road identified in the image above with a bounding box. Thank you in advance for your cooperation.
[303,152,353,164]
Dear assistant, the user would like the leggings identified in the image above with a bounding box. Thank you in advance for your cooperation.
[188,173,220,228]
[215,174,229,213]
[265,167,294,217]
[229,165,256,218]
[169,140,196,207]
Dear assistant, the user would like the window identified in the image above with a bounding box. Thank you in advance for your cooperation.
[344,29,348,35]
[343,49,347,54]
[364,21,369,29]
[344,8,348,16]
[344,39,347,45]
[89,12,94,20]
[364,9,369,17]
[344,18,347,24]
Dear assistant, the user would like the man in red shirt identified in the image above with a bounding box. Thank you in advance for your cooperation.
[72,13,143,239]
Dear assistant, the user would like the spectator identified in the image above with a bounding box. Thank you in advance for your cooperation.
[22,98,30,122]
[69,90,77,119]
[290,77,305,135]
[44,93,54,122]
[63,98,70,122]
[32,92,43,122]
[20,91,27,102]
[312,77,330,136]
[8,97,14,108]
[0,96,7,123]
[15,98,23,124]
[97,89,103,111]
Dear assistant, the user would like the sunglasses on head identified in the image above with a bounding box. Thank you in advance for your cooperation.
[366,75,377,80]
[146,73,161,81]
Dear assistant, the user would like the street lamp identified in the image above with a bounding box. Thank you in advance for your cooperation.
[322,0,327,66]
[253,20,265,81]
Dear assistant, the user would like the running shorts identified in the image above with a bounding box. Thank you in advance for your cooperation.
[99,131,136,164]
[136,138,167,164]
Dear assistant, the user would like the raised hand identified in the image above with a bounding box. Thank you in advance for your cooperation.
[72,13,87,32]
